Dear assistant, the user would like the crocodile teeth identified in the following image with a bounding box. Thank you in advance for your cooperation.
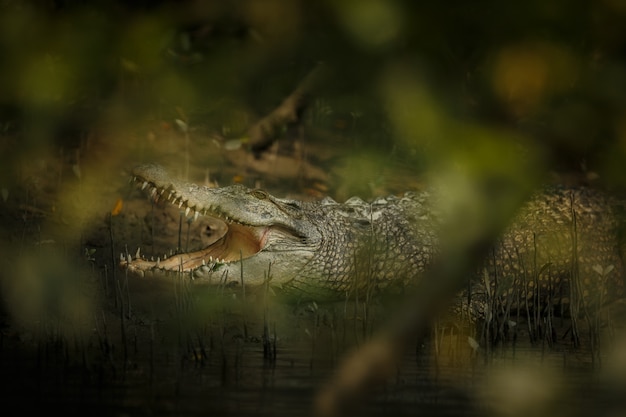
[156,257,160,268]
[150,187,157,197]
[127,254,132,263]
[120,253,125,261]
[135,247,141,259]
[178,200,184,209]
[168,191,174,201]
[185,207,190,217]
[141,181,148,190]
[194,211,199,221]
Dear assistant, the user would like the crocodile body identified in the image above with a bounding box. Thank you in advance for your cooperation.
[121,165,624,314]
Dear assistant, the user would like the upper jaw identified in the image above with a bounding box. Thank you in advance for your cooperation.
[130,165,305,231]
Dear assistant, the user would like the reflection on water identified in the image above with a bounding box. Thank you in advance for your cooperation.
[0,326,475,416]
[1,275,624,417]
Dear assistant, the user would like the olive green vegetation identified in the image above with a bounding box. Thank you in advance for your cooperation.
[0,0,625,191]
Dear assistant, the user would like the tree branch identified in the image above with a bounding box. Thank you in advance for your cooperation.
[246,63,327,151]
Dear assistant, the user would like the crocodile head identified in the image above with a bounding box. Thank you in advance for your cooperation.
[121,164,321,289]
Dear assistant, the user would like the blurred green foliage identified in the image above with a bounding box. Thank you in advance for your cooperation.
[0,0,625,188]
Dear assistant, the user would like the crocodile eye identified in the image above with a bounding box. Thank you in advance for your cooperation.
[250,189,269,200]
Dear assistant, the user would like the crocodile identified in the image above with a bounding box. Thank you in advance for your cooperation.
[121,164,624,316]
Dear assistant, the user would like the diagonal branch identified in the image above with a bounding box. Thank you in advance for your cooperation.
[246,63,327,151]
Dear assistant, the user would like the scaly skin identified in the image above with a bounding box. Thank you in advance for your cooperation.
[121,164,624,311]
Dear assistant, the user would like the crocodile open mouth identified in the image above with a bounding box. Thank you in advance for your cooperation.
[121,176,272,275]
